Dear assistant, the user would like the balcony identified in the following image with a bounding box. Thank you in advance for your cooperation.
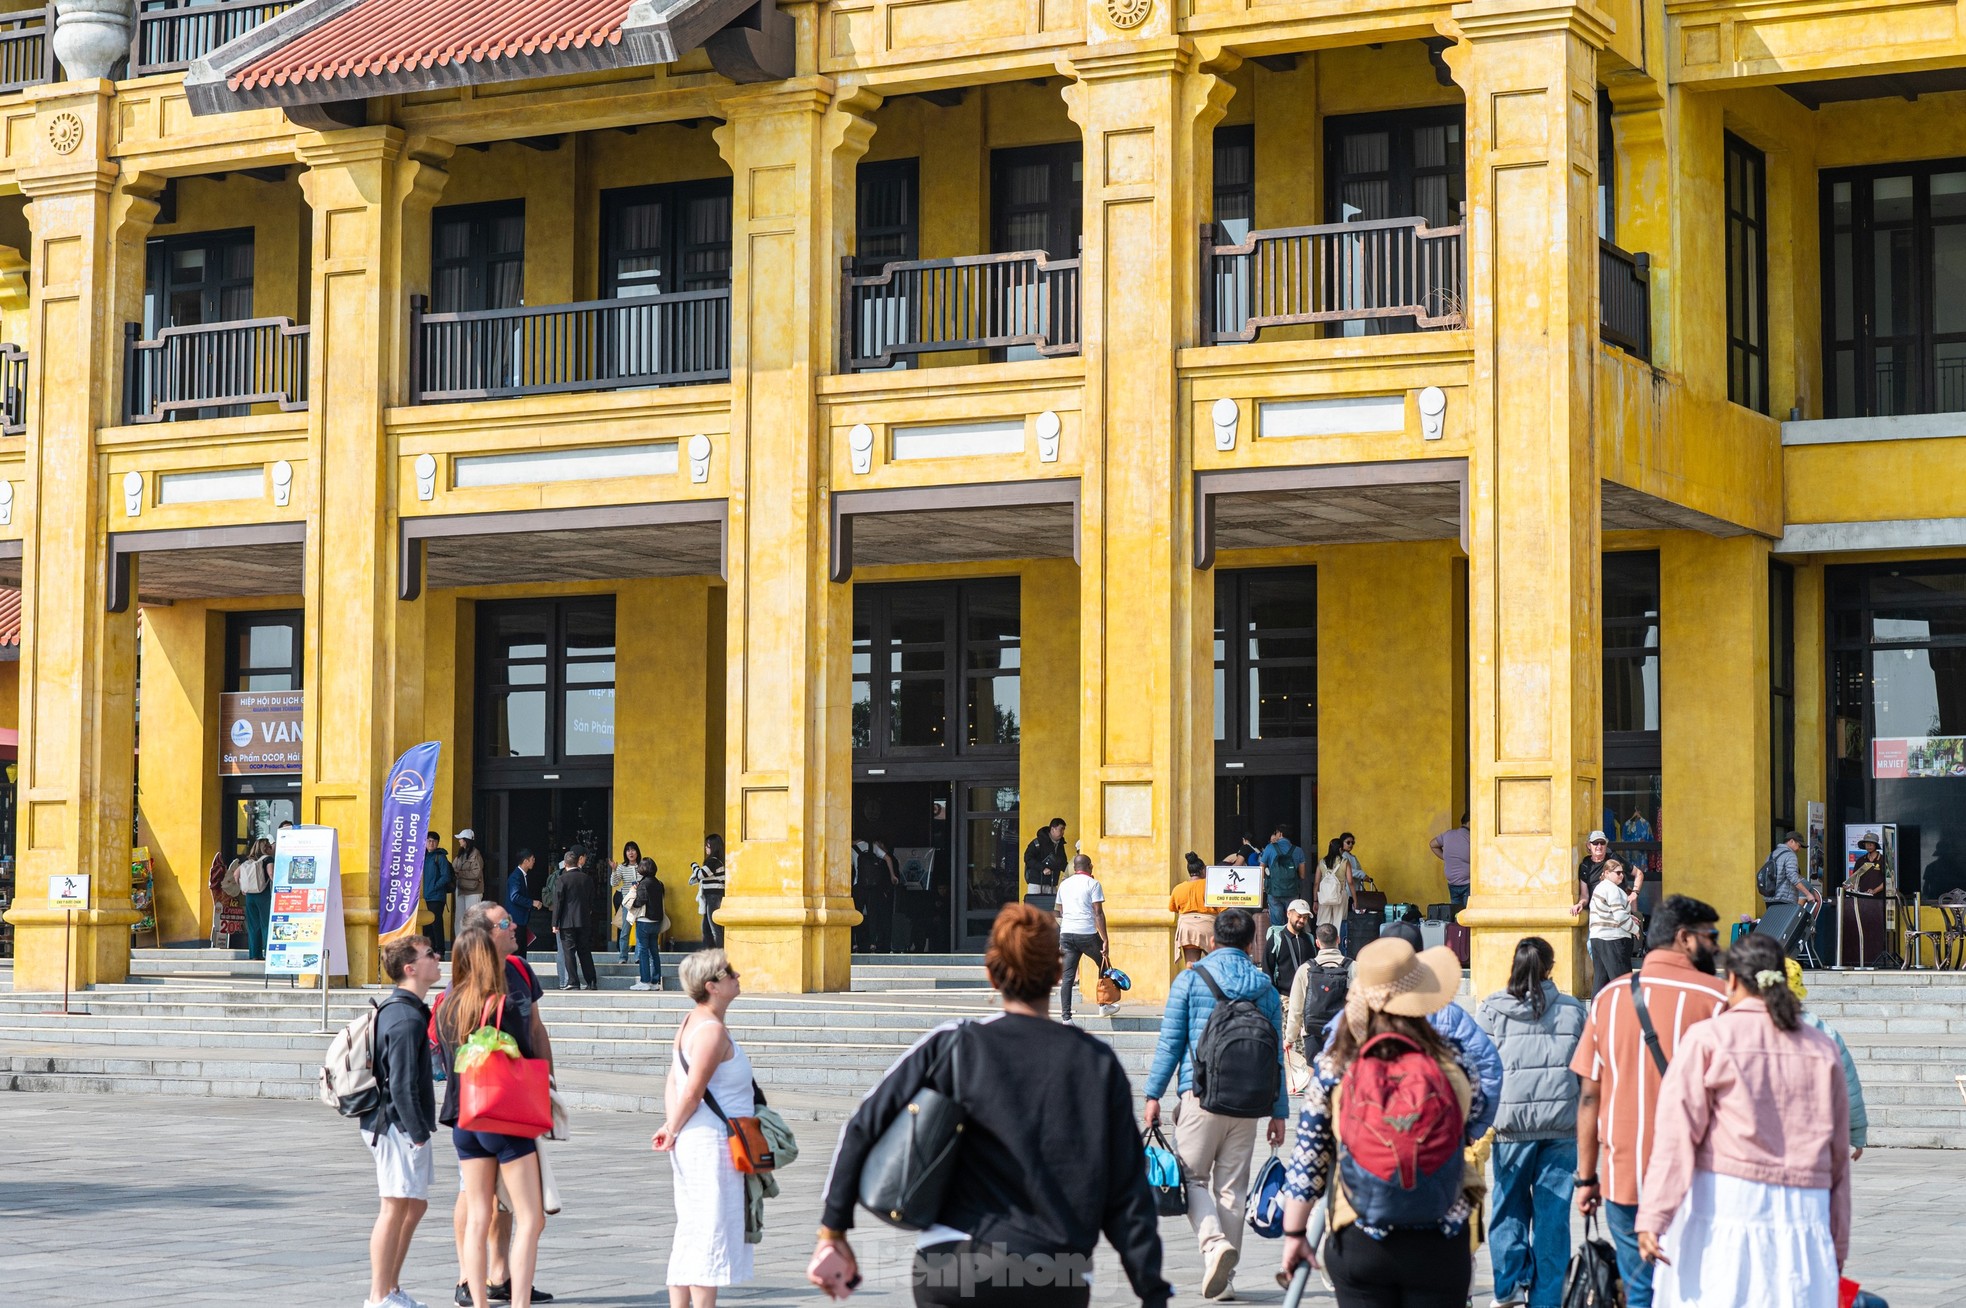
[1200,216,1465,344]
[133,0,294,77]
[408,291,731,404]
[0,8,52,93]
[1599,239,1651,362]
[0,342,23,434]
[124,317,309,423]
[839,250,1081,372]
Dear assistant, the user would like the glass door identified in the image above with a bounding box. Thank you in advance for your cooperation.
[959,781,1020,949]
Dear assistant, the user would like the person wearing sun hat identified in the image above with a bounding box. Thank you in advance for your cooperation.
[1278,936,1490,1307]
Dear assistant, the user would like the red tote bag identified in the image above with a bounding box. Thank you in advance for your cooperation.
[457,997,552,1139]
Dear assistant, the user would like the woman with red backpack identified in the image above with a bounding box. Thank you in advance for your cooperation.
[1277,936,1485,1307]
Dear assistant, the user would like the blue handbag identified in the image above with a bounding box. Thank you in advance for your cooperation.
[1245,1151,1287,1238]
[1143,1124,1187,1216]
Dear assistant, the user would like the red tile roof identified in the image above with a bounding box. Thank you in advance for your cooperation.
[229,0,630,93]
[0,586,17,648]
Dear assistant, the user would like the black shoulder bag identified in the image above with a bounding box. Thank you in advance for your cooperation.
[1628,966,1669,1076]
[858,1023,966,1230]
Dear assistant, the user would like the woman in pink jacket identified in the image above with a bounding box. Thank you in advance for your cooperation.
[1635,931,1850,1308]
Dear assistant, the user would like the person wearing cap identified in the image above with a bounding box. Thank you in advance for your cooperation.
[453,829,485,927]
[1278,937,1489,1306]
[1571,829,1640,918]
[1764,830,1820,908]
[1265,899,1318,993]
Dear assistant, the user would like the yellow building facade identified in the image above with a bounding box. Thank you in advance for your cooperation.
[3,0,1966,1000]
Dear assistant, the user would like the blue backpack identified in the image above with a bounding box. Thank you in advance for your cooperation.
[1245,1152,1288,1238]
[1143,1125,1187,1216]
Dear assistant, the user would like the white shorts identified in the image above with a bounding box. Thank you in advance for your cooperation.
[363,1125,433,1201]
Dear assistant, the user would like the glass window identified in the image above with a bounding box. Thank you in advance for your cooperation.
[1325,109,1465,228]
[1216,567,1317,757]
[1603,552,1662,736]
[1724,134,1769,414]
[431,200,525,314]
[225,611,302,694]
[853,580,1020,761]
[601,179,734,298]
[990,144,1082,258]
[1770,561,1795,842]
[477,597,615,769]
[855,159,919,272]
[1214,125,1255,243]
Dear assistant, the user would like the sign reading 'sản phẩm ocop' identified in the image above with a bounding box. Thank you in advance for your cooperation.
[218,690,304,775]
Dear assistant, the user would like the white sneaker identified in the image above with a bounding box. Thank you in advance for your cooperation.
[387,1292,429,1308]
[1202,1242,1239,1299]
[1061,1015,1079,1027]
[628,981,651,991]
[1100,1002,1120,1017]
[652,977,664,990]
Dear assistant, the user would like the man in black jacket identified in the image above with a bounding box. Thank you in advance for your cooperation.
[362,934,440,1308]
[1265,899,1317,992]
[553,846,599,990]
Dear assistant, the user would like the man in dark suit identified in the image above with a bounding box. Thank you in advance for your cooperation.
[553,845,599,990]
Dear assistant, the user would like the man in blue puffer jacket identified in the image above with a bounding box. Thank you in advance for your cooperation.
[1141,908,1288,1302]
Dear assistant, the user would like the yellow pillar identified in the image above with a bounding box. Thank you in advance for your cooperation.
[711,83,874,991]
[1064,41,1233,1003]
[295,129,451,983]
[4,87,149,990]
[1661,534,1770,931]
[136,603,225,943]
[1449,4,1609,997]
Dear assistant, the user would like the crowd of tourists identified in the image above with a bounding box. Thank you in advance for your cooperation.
[345,854,1874,1308]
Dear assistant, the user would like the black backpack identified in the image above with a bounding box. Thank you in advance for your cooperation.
[1300,962,1350,1043]
[854,846,887,891]
[1754,849,1784,899]
[1190,966,1282,1118]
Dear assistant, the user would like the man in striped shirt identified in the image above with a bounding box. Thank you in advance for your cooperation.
[1570,894,1726,1308]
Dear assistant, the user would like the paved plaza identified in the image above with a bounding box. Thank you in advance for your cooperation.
[1,1092,1957,1307]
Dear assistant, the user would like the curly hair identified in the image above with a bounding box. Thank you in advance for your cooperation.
[985,902,1063,1004]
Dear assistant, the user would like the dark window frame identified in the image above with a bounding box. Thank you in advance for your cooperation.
[1724,132,1770,414]
[1603,551,1662,769]
[223,609,303,693]
[1770,560,1796,844]
[854,157,920,275]
[1213,123,1255,241]
[475,596,617,783]
[1819,155,1966,418]
[1214,566,1318,773]
[431,199,526,314]
[1322,106,1466,228]
[1598,89,1616,243]
[989,142,1083,259]
[599,178,734,299]
[851,579,1021,768]
[144,226,256,336]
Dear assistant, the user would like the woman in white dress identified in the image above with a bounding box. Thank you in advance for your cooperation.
[1635,931,1850,1308]
[651,948,755,1305]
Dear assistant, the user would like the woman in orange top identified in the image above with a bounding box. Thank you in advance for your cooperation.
[1169,851,1220,967]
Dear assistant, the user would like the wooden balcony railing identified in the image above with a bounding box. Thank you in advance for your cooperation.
[409,291,731,404]
[124,317,309,423]
[0,8,53,94]
[132,0,295,76]
[1200,217,1465,344]
[839,250,1081,371]
[1599,239,1652,361]
[0,342,24,435]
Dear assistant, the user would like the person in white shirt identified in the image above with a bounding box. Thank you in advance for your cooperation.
[1054,854,1117,1024]
[1587,859,1641,996]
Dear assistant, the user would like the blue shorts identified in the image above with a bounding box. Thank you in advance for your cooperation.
[451,1126,537,1166]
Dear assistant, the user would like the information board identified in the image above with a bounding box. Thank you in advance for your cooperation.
[1204,863,1262,909]
[50,873,90,908]
[265,824,347,976]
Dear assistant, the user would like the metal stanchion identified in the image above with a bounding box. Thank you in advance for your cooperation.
[1831,885,1848,970]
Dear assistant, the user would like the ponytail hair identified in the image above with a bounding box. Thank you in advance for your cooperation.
[1506,936,1556,1017]
[1724,932,1801,1032]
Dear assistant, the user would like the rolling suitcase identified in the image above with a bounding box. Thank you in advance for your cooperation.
[1426,903,1455,922]
[1345,910,1380,959]
[1419,919,1448,951]
[1756,902,1814,956]
[1445,923,1471,966]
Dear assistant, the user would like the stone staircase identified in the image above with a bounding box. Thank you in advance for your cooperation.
[1,954,1960,1146]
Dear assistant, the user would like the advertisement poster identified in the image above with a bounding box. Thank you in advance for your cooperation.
[377,741,442,947]
[1806,801,1827,885]
[1205,864,1262,909]
[1871,734,1966,779]
[265,824,346,976]
[894,847,935,892]
[218,691,305,775]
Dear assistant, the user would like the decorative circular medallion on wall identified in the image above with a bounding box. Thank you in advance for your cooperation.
[47,111,83,156]
[1105,0,1151,29]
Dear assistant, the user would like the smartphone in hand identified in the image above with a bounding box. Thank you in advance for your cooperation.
[808,1245,861,1301]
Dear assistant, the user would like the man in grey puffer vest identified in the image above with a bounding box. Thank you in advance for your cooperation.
[1476,946,1588,1308]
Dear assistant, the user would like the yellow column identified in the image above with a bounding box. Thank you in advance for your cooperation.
[296,129,451,983]
[4,88,149,990]
[1065,42,1233,1003]
[711,83,874,991]
[1448,4,1610,996]
[1661,534,1770,930]
[136,603,224,943]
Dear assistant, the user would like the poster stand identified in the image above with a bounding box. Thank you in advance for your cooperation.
[264,825,346,1035]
